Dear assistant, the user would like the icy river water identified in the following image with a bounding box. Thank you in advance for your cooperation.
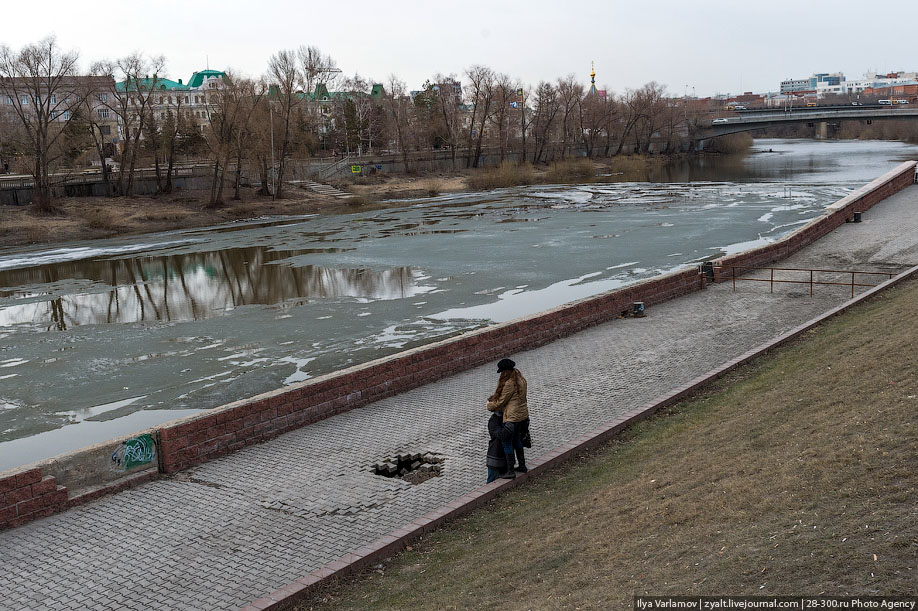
[1,138,917,470]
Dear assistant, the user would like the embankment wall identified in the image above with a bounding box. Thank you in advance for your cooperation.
[0,266,703,529]
[712,161,917,278]
[2,160,915,530]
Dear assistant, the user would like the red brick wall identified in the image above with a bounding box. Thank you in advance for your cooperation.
[0,469,67,529]
[713,161,916,280]
[157,267,705,473]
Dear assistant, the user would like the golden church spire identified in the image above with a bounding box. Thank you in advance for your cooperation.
[588,61,598,96]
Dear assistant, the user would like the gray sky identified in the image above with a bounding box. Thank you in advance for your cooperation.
[5,0,918,97]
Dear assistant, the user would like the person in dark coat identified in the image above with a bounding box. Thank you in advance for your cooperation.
[486,411,508,483]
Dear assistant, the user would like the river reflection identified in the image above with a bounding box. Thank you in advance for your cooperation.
[0,247,430,330]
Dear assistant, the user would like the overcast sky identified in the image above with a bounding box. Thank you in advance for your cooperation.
[5,0,918,97]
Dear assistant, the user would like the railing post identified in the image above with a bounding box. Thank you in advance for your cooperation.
[810,270,814,296]
[851,272,855,298]
[770,267,774,293]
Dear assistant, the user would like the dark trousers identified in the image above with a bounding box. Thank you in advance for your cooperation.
[501,419,530,455]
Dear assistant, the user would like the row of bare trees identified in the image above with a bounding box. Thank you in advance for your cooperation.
[1,36,698,212]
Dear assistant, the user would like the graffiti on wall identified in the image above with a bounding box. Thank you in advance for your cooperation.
[111,433,156,470]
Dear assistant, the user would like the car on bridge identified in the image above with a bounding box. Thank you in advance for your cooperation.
[712,118,729,124]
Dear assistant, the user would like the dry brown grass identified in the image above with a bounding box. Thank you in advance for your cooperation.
[467,163,537,190]
[83,207,121,231]
[606,155,656,174]
[300,279,918,609]
[714,132,755,155]
[419,178,444,196]
[344,194,374,206]
[137,208,194,223]
[544,158,596,183]
[0,190,342,249]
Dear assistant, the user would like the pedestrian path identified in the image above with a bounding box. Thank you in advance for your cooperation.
[2,186,917,610]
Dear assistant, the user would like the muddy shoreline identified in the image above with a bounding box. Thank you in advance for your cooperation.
[0,157,673,251]
[0,172,478,251]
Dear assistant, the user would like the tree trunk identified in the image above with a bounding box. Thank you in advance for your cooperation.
[153,152,162,195]
[116,133,128,196]
[215,155,229,205]
[275,158,286,199]
[126,139,140,197]
[258,158,270,196]
[164,137,176,194]
[234,147,243,200]
[208,161,220,207]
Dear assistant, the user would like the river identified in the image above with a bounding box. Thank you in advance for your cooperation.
[1,138,916,470]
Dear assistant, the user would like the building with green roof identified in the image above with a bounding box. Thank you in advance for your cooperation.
[187,70,226,89]
[115,77,190,92]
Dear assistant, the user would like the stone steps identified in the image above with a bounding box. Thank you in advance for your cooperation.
[288,180,352,199]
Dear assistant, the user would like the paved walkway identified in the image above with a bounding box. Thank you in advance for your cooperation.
[3,186,918,610]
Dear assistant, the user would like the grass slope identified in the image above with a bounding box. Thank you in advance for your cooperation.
[300,280,918,610]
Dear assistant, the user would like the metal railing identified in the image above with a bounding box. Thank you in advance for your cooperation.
[313,156,352,180]
[723,265,896,298]
[0,164,214,190]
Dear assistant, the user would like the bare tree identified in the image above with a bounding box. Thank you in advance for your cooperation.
[297,46,340,145]
[516,81,532,165]
[74,75,116,196]
[232,78,266,200]
[267,49,300,199]
[339,74,380,155]
[383,76,411,172]
[614,89,645,155]
[297,46,340,97]
[600,90,621,157]
[205,73,264,207]
[630,82,668,153]
[557,74,584,159]
[159,94,191,194]
[0,36,82,212]
[489,72,514,163]
[432,74,463,169]
[92,53,165,196]
[530,81,560,163]
[247,99,274,195]
[464,65,495,168]
[578,89,612,157]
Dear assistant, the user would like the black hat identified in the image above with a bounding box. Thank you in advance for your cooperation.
[497,358,516,372]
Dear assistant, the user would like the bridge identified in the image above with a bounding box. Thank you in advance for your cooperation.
[694,105,918,144]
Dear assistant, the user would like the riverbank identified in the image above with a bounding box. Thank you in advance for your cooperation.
[0,156,683,250]
[0,188,346,250]
[299,276,918,609]
[1,153,915,608]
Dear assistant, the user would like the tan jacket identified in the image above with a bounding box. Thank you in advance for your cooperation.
[487,371,529,423]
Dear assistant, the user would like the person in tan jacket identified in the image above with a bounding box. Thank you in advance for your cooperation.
[486,358,530,479]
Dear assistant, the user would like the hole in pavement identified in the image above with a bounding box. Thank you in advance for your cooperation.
[372,452,444,485]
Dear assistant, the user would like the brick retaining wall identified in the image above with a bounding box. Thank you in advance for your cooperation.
[712,161,916,280]
[156,266,705,473]
[0,469,67,529]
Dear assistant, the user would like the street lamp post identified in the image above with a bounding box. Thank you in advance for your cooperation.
[518,87,525,164]
[269,104,275,199]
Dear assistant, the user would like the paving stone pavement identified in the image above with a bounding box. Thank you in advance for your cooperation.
[2,186,918,610]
